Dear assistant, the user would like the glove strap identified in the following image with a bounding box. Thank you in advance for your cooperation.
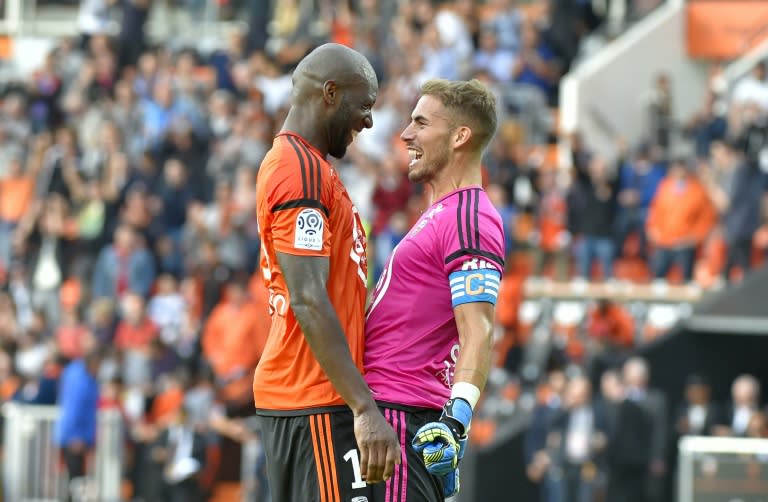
[440,398,473,440]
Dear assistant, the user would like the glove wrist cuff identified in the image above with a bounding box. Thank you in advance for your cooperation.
[441,398,473,439]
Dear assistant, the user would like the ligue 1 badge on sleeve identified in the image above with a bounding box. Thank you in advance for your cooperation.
[295,208,324,250]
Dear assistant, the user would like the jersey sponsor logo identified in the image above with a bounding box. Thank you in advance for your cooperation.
[410,202,444,236]
[349,206,367,284]
[294,208,324,250]
[351,497,369,502]
[449,269,501,307]
[460,257,495,271]
[437,343,460,387]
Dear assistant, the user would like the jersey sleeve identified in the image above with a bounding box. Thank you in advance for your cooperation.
[441,190,506,307]
[266,147,332,257]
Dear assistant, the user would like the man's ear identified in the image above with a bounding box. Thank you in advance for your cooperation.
[322,80,337,105]
[454,126,473,149]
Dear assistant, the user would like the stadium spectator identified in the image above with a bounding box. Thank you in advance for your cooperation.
[114,293,157,351]
[646,158,717,282]
[524,368,567,502]
[0,2,763,500]
[201,275,266,413]
[0,152,35,270]
[547,376,608,502]
[585,299,634,384]
[684,90,728,159]
[714,374,761,437]
[622,357,668,502]
[152,402,208,502]
[55,305,93,361]
[675,374,721,437]
[603,369,653,502]
[513,21,560,105]
[615,142,665,261]
[704,139,764,283]
[572,155,618,280]
[55,350,101,488]
[91,224,155,300]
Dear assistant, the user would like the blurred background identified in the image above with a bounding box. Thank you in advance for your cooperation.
[0,0,767,501]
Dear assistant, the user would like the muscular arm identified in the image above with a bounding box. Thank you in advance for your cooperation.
[277,252,375,415]
[453,301,495,392]
[277,251,400,482]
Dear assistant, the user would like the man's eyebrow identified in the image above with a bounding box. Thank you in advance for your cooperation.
[412,114,429,123]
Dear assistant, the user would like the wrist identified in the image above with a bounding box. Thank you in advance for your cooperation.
[451,382,481,409]
[350,395,378,417]
[440,398,473,439]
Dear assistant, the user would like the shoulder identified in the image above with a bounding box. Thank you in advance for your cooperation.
[439,188,506,270]
[260,135,330,207]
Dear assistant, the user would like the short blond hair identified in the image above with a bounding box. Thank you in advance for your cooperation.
[420,79,498,152]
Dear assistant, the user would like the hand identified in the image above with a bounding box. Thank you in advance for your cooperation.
[412,398,472,475]
[353,406,401,484]
[619,189,640,207]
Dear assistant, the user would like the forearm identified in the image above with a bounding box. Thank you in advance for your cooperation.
[454,318,493,392]
[292,298,376,416]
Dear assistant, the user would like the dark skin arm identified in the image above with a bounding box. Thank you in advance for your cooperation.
[277,252,401,483]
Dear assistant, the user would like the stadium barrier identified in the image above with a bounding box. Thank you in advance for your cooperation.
[678,435,768,502]
[2,403,123,502]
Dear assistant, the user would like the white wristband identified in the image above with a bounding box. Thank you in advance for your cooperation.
[451,382,481,409]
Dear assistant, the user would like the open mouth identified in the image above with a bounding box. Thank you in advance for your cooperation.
[348,130,359,144]
[408,148,422,167]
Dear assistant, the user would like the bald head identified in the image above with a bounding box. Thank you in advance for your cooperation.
[284,44,378,158]
[292,43,377,99]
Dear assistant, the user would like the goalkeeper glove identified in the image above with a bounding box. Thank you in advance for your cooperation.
[412,398,472,475]
[441,435,467,497]
[441,467,461,498]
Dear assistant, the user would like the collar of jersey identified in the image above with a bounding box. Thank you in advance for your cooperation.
[277,131,325,158]
[434,185,484,205]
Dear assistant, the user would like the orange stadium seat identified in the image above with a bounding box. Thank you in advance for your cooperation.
[614,257,651,282]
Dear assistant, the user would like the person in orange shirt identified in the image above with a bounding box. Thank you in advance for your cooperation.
[0,152,35,269]
[202,276,267,412]
[114,293,159,352]
[493,269,525,373]
[586,299,635,383]
[253,43,399,501]
[646,158,717,282]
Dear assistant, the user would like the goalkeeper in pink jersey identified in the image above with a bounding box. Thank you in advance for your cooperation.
[363,79,505,501]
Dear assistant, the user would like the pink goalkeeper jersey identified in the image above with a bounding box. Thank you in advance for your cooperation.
[364,186,505,410]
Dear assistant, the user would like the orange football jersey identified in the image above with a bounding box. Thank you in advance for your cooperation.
[253,132,368,412]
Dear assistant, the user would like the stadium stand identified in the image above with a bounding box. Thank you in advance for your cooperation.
[0,0,767,501]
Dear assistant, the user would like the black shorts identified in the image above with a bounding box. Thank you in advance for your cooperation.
[369,405,444,502]
[257,405,445,502]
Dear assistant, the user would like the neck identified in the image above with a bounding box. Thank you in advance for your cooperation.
[427,153,483,203]
[282,106,329,158]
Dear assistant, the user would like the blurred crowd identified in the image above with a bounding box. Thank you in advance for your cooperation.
[523,359,768,502]
[0,0,766,500]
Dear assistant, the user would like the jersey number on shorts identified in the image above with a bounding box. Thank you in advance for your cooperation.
[343,449,367,489]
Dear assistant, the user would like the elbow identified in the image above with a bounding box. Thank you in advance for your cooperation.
[289,287,324,316]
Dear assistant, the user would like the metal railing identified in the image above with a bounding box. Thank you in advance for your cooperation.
[2,403,123,502]
[678,435,768,502]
